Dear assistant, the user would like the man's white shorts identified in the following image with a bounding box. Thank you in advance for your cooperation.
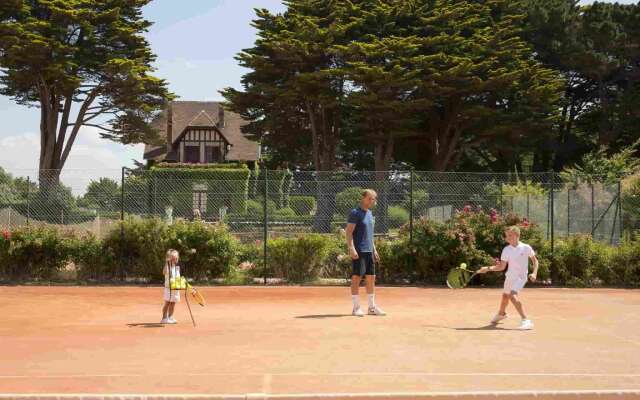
[503,275,527,295]
[164,287,181,302]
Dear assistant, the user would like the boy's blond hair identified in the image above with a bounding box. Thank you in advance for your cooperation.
[361,189,377,198]
[505,226,521,236]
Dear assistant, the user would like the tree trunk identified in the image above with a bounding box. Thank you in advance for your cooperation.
[373,135,394,233]
[308,102,340,233]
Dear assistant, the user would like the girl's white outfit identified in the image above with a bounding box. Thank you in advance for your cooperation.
[163,264,181,302]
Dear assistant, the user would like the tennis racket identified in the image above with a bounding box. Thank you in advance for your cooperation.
[187,283,205,307]
[446,263,478,289]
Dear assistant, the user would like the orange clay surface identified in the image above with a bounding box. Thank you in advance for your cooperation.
[1,286,639,398]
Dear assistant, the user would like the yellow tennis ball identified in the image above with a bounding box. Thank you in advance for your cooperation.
[460,263,467,269]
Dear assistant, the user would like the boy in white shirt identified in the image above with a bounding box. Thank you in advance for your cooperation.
[477,226,539,330]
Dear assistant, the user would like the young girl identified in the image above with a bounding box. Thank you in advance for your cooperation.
[161,249,181,324]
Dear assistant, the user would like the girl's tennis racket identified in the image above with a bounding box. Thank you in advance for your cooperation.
[187,283,205,306]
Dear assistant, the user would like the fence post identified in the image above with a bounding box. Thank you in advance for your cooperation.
[409,169,414,247]
[549,171,557,283]
[567,188,570,237]
[611,180,622,244]
[591,183,595,234]
[618,180,623,238]
[120,167,126,281]
[263,167,268,285]
[499,182,503,215]
[26,176,30,225]
[525,179,529,220]
[409,169,415,276]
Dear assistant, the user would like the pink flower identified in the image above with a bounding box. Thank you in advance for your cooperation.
[489,208,498,223]
[1,230,9,241]
[463,205,472,214]
[521,218,530,228]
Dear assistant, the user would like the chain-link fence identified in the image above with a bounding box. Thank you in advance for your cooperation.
[1,168,624,245]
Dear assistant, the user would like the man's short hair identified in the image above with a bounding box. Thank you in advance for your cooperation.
[505,226,521,235]
[362,189,377,198]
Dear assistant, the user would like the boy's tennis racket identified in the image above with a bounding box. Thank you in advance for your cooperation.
[187,283,205,306]
[446,263,478,289]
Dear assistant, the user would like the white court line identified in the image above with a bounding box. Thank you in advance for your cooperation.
[1,372,640,379]
[1,389,640,399]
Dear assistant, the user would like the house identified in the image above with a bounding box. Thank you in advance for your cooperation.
[143,101,260,164]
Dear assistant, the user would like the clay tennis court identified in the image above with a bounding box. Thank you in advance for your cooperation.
[1,286,639,399]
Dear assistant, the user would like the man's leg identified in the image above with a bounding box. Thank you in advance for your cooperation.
[351,255,364,315]
[365,254,385,315]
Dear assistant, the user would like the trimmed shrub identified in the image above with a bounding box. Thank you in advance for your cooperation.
[609,234,640,287]
[403,189,429,216]
[375,238,410,283]
[273,207,296,218]
[388,206,410,229]
[101,217,169,281]
[336,187,364,217]
[403,217,493,283]
[0,226,76,280]
[149,165,250,217]
[267,234,332,282]
[246,198,277,217]
[72,234,109,280]
[622,173,640,233]
[290,196,316,216]
[167,219,237,280]
[552,235,612,287]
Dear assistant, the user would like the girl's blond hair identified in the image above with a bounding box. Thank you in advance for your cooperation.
[165,249,179,267]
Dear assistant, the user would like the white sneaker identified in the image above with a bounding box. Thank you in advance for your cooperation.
[519,319,534,330]
[368,306,386,316]
[491,313,508,324]
[160,318,168,324]
[352,307,364,317]
[167,317,177,324]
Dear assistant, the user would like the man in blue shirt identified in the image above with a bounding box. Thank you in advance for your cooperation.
[345,189,386,317]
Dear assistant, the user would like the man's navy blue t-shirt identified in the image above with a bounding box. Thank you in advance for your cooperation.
[348,207,374,253]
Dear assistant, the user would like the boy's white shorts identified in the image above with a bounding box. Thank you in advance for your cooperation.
[503,275,527,294]
[164,287,181,303]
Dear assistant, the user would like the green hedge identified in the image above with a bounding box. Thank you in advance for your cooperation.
[0,218,240,282]
[148,166,250,217]
[2,214,639,286]
[290,196,316,216]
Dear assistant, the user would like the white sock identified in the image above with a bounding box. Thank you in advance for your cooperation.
[352,295,360,308]
[368,294,376,308]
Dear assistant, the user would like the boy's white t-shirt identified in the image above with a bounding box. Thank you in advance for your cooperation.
[501,242,535,279]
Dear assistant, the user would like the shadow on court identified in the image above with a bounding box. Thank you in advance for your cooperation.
[126,322,165,328]
[424,324,523,331]
[295,314,352,319]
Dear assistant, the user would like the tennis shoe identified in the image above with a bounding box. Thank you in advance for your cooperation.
[160,318,168,324]
[368,306,386,316]
[352,306,364,317]
[167,317,177,324]
[491,313,507,324]
[519,319,534,330]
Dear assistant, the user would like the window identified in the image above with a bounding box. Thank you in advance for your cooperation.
[184,145,200,163]
[205,145,222,163]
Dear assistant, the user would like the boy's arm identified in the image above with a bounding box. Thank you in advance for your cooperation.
[529,254,539,281]
[478,260,507,274]
[345,223,359,260]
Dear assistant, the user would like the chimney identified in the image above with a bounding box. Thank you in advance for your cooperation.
[166,102,173,153]
[218,103,225,128]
